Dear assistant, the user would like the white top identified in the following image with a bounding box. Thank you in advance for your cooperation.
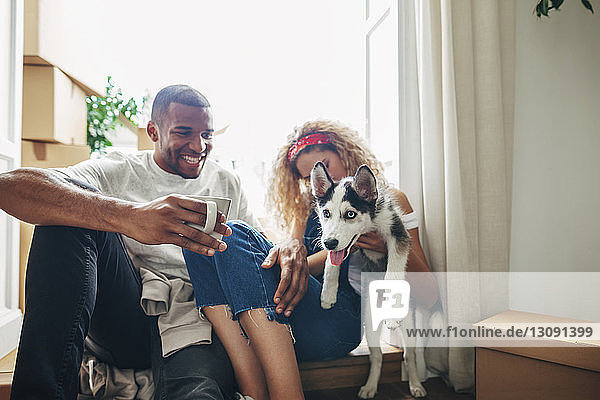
[347,211,419,294]
[54,150,260,280]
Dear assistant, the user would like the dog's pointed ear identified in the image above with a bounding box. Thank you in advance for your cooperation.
[353,165,377,202]
[311,161,334,198]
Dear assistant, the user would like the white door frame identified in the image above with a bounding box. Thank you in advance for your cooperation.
[0,0,24,360]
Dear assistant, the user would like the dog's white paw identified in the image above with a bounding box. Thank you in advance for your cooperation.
[409,382,427,398]
[320,293,337,309]
[384,318,400,329]
[358,383,378,399]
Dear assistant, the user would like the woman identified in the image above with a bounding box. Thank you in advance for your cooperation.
[183,120,437,400]
[271,120,436,308]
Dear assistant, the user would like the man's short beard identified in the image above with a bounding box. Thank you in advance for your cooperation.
[181,159,207,179]
[178,152,209,179]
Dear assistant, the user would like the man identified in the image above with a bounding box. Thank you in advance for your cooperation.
[0,85,308,399]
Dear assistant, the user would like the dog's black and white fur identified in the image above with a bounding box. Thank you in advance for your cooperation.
[310,162,427,399]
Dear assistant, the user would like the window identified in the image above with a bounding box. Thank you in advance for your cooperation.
[365,0,400,186]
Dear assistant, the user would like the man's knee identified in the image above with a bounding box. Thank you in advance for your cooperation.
[31,224,117,250]
[28,225,107,265]
[27,225,93,266]
[32,224,93,239]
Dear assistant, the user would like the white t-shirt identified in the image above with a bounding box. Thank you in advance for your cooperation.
[347,211,419,294]
[54,150,260,280]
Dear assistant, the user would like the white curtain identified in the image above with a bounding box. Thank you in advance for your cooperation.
[398,0,516,392]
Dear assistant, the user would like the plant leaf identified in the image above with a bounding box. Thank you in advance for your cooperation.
[582,0,594,13]
[542,0,549,15]
[551,0,565,9]
[87,76,144,153]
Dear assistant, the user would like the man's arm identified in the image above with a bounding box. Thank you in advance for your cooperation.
[0,168,230,256]
[1,167,131,230]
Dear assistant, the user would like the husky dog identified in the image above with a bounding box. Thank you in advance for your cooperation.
[310,162,427,399]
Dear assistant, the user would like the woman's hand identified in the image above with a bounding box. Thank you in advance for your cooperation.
[352,231,387,254]
[261,238,309,317]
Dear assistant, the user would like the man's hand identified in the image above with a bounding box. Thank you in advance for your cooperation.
[126,194,232,255]
[352,231,387,254]
[261,238,309,317]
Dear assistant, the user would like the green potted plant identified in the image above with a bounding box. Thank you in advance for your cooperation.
[86,76,147,154]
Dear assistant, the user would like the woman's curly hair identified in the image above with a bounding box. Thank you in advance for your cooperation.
[268,119,385,230]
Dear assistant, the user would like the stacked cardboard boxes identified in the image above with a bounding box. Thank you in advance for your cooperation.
[20,63,91,311]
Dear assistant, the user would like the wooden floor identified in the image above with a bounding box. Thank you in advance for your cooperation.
[305,378,474,400]
[0,348,475,400]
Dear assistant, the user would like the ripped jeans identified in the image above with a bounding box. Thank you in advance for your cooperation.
[183,221,362,362]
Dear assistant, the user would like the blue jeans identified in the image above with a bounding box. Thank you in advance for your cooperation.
[183,221,362,362]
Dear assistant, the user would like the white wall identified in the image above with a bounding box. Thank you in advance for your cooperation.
[509,1,600,319]
[29,0,365,217]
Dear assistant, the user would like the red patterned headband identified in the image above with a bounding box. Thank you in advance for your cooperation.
[287,133,332,163]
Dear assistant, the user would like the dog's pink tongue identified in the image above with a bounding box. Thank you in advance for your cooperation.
[329,250,345,266]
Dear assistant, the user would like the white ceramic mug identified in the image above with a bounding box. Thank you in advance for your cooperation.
[185,195,232,240]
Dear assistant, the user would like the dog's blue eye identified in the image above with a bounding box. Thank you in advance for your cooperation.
[322,209,330,218]
[344,210,356,219]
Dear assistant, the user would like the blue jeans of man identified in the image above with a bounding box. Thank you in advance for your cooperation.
[11,224,236,400]
[183,221,362,362]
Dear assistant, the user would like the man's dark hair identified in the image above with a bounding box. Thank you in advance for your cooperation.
[151,84,210,128]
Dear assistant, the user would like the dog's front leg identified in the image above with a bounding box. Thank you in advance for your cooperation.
[383,247,407,282]
[320,256,340,309]
[383,249,407,330]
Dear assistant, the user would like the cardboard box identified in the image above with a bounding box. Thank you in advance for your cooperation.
[477,347,600,400]
[24,0,106,95]
[475,310,600,399]
[22,65,87,145]
[138,127,154,151]
[21,139,90,169]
